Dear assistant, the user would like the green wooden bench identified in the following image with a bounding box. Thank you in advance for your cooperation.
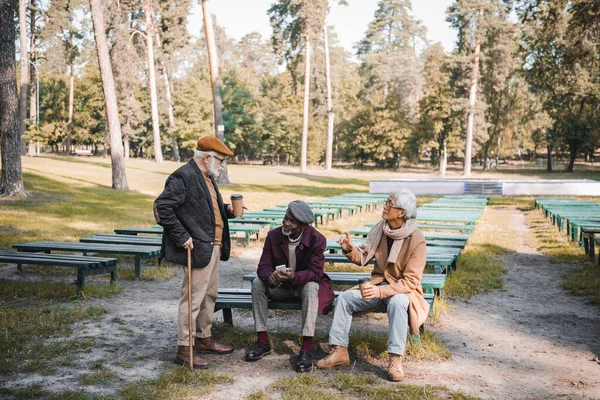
[350,228,469,242]
[241,210,333,227]
[242,271,445,296]
[364,221,474,234]
[214,288,435,334]
[82,234,161,246]
[115,227,163,235]
[323,252,456,275]
[0,250,117,295]
[12,241,160,280]
[114,224,264,245]
[326,237,462,257]
[260,208,337,223]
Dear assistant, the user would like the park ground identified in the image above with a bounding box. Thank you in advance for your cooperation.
[0,156,599,399]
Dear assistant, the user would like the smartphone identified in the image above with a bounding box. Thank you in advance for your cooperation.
[275,265,287,272]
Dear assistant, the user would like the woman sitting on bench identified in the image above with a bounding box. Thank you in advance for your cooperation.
[316,189,429,382]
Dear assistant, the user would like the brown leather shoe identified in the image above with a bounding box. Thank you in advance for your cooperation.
[195,336,234,355]
[316,345,350,369]
[387,353,405,381]
[174,346,208,369]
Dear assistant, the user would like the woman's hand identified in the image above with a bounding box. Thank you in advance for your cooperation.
[362,284,381,301]
[337,232,353,253]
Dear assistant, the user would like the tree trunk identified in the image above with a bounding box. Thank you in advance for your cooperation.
[66,62,74,154]
[144,0,163,163]
[18,0,28,155]
[324,24,334,172]
[103,115,108,158]
[163,66,179,161]
[464,7,484,177]
[567,145,577,172]
[439,136,447,176]
[28,3,37,157]
[300,32,310,174]
[1,0,27,197]
[90,0,128,189]
[202,0,229,183]
[495,133,501,170]
[546,144,553,172]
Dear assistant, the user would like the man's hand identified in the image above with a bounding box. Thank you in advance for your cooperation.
[182,237,194,250]
[337,232,353,253]
[281,268,295,282]
[362,284,381,301]
[227,204,248,215]
[268,271,285,287]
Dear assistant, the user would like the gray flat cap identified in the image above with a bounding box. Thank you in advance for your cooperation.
[288,200,315,224]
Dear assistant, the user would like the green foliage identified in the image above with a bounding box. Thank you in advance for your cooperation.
[172,61,214,150]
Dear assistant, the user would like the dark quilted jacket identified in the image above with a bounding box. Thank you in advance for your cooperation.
[154,160,233,268]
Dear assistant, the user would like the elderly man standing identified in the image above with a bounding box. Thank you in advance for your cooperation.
[155,136,239,368]
[316,190,429,382]
[245,201,335,373]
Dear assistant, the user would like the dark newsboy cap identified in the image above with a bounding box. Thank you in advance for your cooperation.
[287,200,315,224]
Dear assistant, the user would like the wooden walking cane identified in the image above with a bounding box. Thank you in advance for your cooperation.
[187,247,194,369]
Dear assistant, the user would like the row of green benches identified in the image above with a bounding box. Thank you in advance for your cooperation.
[535,198,600,264]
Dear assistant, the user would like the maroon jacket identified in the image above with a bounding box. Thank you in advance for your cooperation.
[257,225,335,314]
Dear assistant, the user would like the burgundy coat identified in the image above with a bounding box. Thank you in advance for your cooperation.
[257,225,335,314]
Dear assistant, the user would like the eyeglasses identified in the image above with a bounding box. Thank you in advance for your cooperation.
[212,155,226,165]
[383,199,403,210]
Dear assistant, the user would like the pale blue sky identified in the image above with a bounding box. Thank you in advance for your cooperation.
[188,0,457,54]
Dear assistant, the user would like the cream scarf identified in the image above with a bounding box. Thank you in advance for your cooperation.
[356,218,417,267]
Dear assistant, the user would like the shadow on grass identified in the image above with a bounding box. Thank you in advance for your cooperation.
[0,173,156,249]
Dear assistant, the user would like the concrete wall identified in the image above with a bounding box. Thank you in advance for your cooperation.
[370,179,600,196]
[502,181,600,196]
[370,180,465,195]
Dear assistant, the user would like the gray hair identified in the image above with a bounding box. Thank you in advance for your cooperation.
[391,189,417,220]
[193,149,217,160]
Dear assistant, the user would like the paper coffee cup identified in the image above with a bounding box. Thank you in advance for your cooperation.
[358,277,371,301]
[231,194,244,217]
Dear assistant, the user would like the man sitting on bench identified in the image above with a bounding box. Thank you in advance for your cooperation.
[316,189,429,382]
[245,201,335,373]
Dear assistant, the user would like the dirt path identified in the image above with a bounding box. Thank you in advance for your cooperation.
[1,209,599,399]
[413,209,600,399]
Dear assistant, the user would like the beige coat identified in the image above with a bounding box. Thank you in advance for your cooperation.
[345,229,430,335]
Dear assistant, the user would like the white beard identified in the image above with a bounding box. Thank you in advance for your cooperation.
[282,227,291,236]
[207,158,223,179]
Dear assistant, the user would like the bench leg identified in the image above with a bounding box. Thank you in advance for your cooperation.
[223,308,233,325]
[244,232,249,246]
[76,269,85,297]
[410,334,421,346]
[590,239,596,262]
[110,269,116,285]
[135,256,141,280]
[17,263,23,273]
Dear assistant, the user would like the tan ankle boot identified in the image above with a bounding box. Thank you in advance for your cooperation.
[175,346,208,369]
[316,346,350,369]
[387,353,404,381]
[195,336,233,355]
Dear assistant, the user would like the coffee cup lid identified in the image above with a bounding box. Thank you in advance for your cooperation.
[358,277,370,284]
[230,194,243,200]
